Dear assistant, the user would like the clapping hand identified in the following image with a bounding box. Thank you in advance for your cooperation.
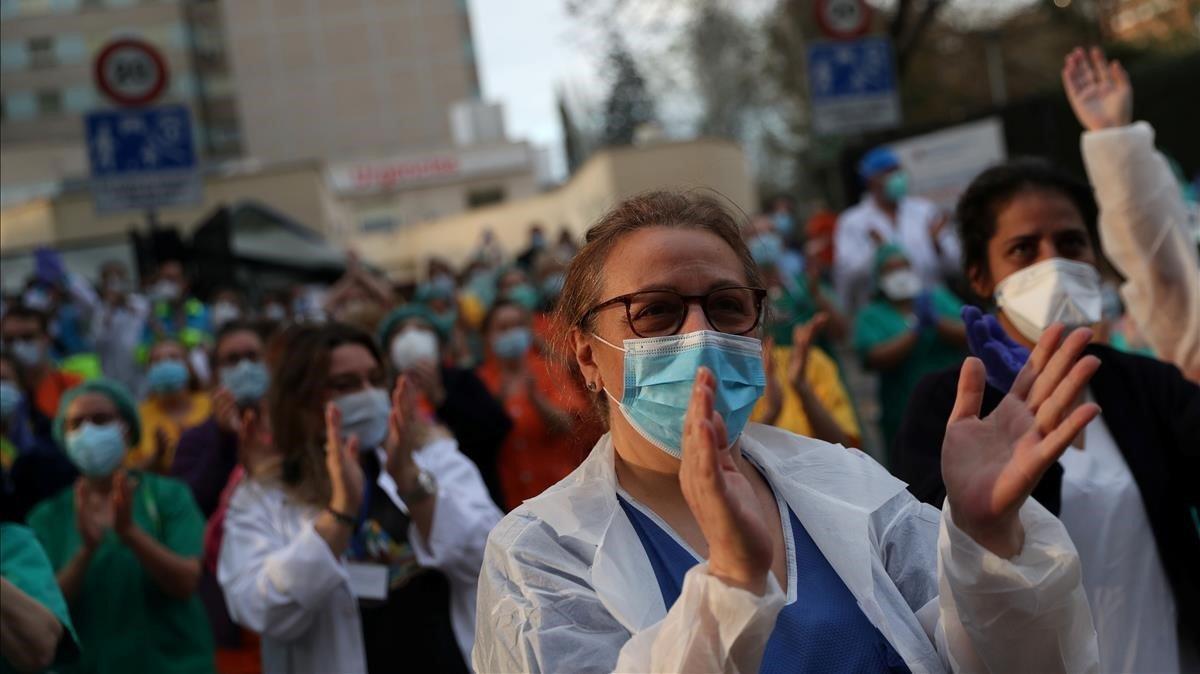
[787,313,829,392]
[1062,46,1132,132]
[962,306,1030,392]
[385,376,422,494]
[942,324,1100,557]
[324,403,365,515]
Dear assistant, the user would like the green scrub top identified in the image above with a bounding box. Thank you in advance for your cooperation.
[0,524,79,674]
[27,472,214,674]
[853,286,968,453]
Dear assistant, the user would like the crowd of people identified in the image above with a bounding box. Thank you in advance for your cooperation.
[1,47,1197,674]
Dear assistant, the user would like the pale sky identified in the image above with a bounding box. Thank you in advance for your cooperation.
[466,0,603,182]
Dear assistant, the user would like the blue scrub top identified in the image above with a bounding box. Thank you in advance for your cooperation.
[617,493,910,673]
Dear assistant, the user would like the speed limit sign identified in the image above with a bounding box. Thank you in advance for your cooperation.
[94,38,169,107]
[814,0,872,40]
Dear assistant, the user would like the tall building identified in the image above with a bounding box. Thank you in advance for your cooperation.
[219,0,481,164]
[0,0,241,197]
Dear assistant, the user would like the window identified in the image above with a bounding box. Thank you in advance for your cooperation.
[28,36,55,69]
[36,89,62,116]
[467,186,505,209]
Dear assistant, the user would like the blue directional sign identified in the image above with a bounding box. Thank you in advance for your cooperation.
[806,36,901,135]
[85,104,201,214]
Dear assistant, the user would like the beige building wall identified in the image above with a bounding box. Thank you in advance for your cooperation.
[348,138,756,280]
[221,0,480,164]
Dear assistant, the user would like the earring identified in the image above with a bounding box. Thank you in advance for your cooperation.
[586,381,597,392]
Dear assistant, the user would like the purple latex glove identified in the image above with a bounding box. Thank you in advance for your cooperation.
[33,247,67,286]
[962,305,1030,392]
[914,291,938,332]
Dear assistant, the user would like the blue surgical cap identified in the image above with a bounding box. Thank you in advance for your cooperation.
[858,147,901,181]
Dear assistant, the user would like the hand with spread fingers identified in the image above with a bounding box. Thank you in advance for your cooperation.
[112,471,138,541]
[679,367,773,595]
[786,313,829,392]
[385,375,423,494]
[1062,46,1132,132]
[942,323,1101,557]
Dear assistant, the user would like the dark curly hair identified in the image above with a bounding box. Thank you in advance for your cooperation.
[956,157,1100,285]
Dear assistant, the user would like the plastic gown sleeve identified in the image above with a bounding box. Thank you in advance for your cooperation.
[1082,121,1200,381]
[216,486,350,642]
[472,513,785,674]
[931,498,1098,673]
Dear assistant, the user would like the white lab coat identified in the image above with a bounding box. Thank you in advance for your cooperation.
[474,423,1098,674]
[218,436,500,674]
[834,195,961,313]
[1081,121,1200,382]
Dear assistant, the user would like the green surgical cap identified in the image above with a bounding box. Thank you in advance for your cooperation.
[53,378,142,448]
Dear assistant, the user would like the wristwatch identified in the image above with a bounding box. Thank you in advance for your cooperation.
[400,468,437,504]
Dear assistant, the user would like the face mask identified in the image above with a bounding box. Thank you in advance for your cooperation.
[152,280,182,302]
[65,421,127,477]
[220,360,270,406]
[146,359,190,394]
[531,233,546,249]
[390,328,439,371]
[10,339,45,368]
[263,303,287,321]
[596,330,766,458]
[431,274,456,297]
[492,326,532,360]
[880,269,921,301]
[773,212,795,236]
[506,284,539,311]
[334,388,391,449]
[211,301,241,327]
[540,272,566,300]
[22,287,53,311]
[104,277,129,296]
[994,257,1102,342]
[884,171,909,202]
[0,381,22,420]
[749,233,784,268]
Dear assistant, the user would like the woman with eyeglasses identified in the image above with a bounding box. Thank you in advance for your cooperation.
[217,323,499,674]
[26,378,214,674]
[473,191,1099,673]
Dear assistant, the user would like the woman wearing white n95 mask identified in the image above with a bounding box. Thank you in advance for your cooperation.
[217,323,499,674]
[473,190,1100,674]
[894,158,1200,673]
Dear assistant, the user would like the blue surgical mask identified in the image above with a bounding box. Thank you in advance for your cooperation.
[147,359,189,394]
[773,212,795,236]
[749,234,784,268]
[884,171,909,202]
[492,326,532,360]
[220,360,270,406]
[506,284,540,311]
[0,381,22,420]
[334,388,390,449]
[596,330,766,458]
[65,421,127,477]
[10,339,44,368]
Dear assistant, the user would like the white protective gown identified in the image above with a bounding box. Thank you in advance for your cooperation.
[474,423,1099,674]
[219,436,500,674]
[1082,121,1200,382]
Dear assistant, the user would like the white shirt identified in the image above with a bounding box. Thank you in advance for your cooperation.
[1058,411,1179,674]
[833,195,961,313]
[474,423,1099,674]
[1082,122,1200,382]
[218,436,500,674]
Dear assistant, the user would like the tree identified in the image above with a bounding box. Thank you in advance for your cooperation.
[688,0,759,139]
[602,39,658,146]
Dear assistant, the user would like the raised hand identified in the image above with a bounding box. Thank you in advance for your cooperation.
[679,368,773,594]
[942,324,1100,557]
[407,361,446,408]
[112,471,137,541]
[384,376,422,493]
[324,403,365,515]
[962,306,1030,392]
[1062,46,1132,132]
[212,387,240,434]
[787,313,829,391]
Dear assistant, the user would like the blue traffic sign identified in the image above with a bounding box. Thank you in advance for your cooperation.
[806,36,901,134]
[85,104,201,214]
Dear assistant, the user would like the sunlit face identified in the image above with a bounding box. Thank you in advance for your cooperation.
[325,343,384,403]
[64,392,129,446]
[970,188,1098,298]
[148,341,187,365]
[585,227,750,401]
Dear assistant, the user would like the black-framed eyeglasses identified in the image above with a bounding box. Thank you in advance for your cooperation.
[587,286,767,338]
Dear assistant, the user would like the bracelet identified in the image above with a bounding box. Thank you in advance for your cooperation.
[326,507,357,528]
